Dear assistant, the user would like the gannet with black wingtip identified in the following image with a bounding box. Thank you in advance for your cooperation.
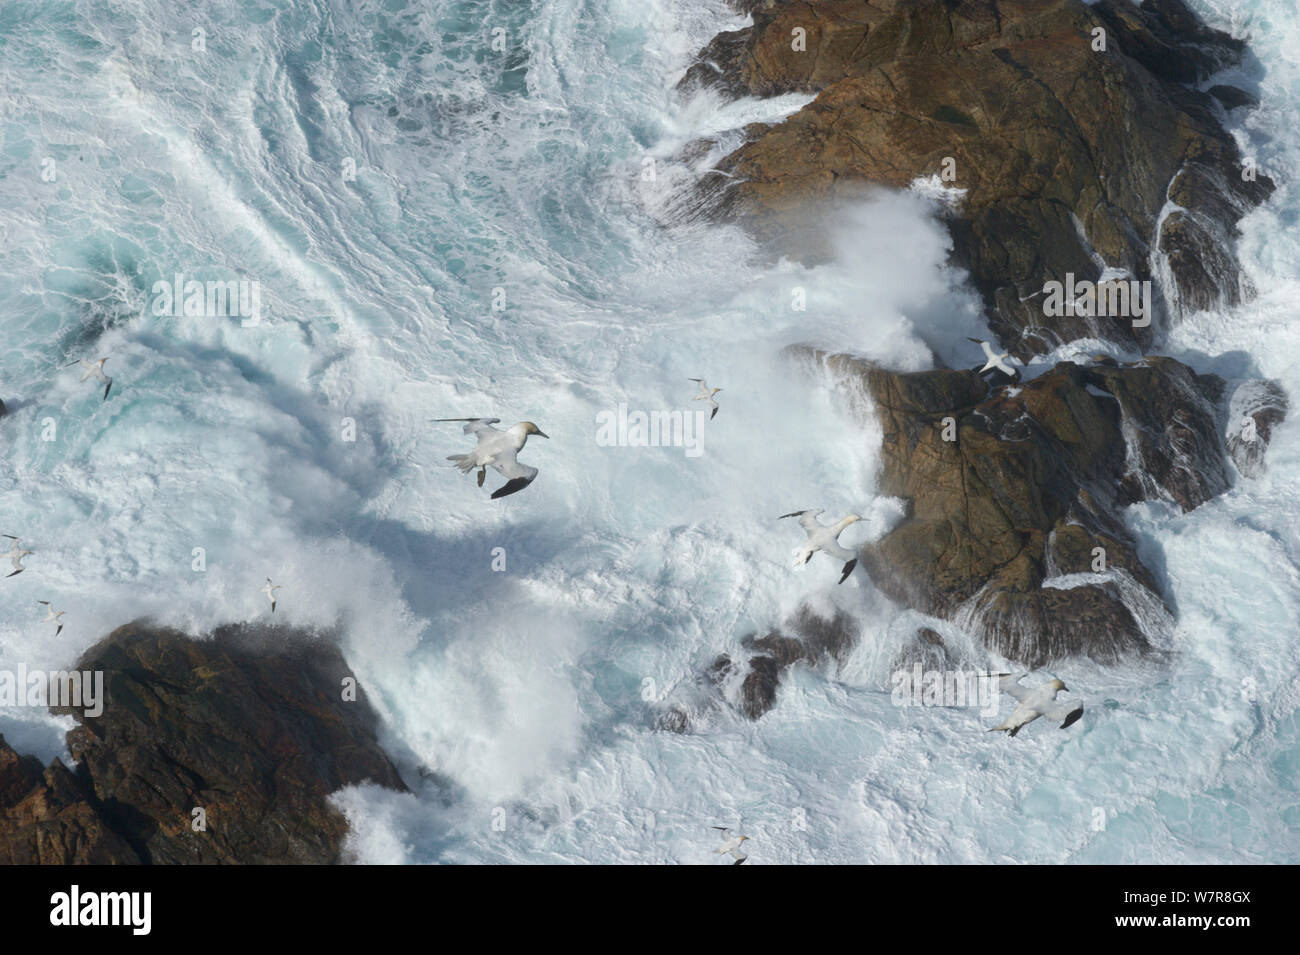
[966,338,1017,379]
[37,601,66,636]
[779,508,862,584]
[436,418,549,499]
[689,379,722,420]
[712,827,749,865]
[3,535,31,578]
[987,672,1083,737]
[66,357,113,400]
[260,577,281,613]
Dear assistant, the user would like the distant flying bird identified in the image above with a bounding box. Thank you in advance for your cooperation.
[37,601,66,636]
[260,577,281,613]
[436,418,549,499]
[987,673,1083,737]
[712,827,749,865]
[65,357,113,401]
[780,509,862,584]
[3,535,31,578]
[689,379,723,419]
[966,338,1017,378]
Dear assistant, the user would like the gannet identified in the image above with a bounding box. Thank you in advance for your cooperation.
[966,338,1017,378]
[436,418,549,499]
[260,577,281,613]
[987,673,1083,737]
[37,601,66,636]
[65,357,113,401]
[780,509,861,584]
[689,379,722,419]
[712,827,749,865]
[3,535,31,578]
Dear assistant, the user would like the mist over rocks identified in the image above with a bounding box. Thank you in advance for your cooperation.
[686,0,1273,356]
[0,623,406,864]
[790,345,1284,667]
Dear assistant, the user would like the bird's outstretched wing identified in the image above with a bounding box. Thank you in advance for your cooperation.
[995,672,1032,702]
[779,508,824,533]
[434,417,502,439]
[1041,697,1083,727]
[488,446,538,499]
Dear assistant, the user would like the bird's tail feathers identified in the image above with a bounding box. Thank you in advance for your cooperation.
[446,454,477,473]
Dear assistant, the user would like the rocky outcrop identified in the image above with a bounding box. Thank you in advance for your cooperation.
[687,0,1272,355]
[0,623,406,864]
[793,346,1282,666]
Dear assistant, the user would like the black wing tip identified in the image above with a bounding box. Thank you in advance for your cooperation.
[778,510,805,519]
[1061,706,1084,729]
[710,407,718,419]
[1007,725,1022,738]
[734,857,746,865]
[838,558,858,585]
[491,476,535,499]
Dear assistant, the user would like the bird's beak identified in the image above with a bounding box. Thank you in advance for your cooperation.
[536,429,549,439]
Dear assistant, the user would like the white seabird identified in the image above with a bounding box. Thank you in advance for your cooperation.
[987,673,1084,737]
[3,535,31,578]
[37,601,66,636]
[966,338,1017,378]
[689,378,722,420]
[436,418,549,499]
[66,357,113,401]
[780,508,862,584]
[712,827,749,865]
[260,577,281,613]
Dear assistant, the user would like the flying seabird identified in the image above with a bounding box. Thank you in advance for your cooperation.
[436,418,549,499]
[689,379,723,420]
[779,508,862,584]
[65,357,113,401]
[987,673,1084,737]
[966,338,1018,379]
[712,827,749,865]
[260,577,281,613]
[37,601,66,636]
[3,535,31,578]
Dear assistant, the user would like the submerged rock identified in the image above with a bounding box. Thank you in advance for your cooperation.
[0,622,406,864]
[735,605,857,719]
[688,0,1273,355]
[792,346,1284,666]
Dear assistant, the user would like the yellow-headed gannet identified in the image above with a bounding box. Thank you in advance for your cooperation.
[966,338,1017,378]
[987,673,1083,737]
[437,418,549,499]
[37,601,66,636]
[780,509,862,584]
[261,577,281,613]
[3,535,31,578]
[712,827,749,865]
[66,357,113,400]
[689,378,722,419]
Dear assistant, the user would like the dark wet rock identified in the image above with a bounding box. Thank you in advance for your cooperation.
[890,627,956,672]
[1208,84,1259,111]
[0,735,141,864]
[0,622,406,864]
[1226,379,1289,479]
[731,604,857,719]
[792,346,1285,666]
[687,0,1273,355]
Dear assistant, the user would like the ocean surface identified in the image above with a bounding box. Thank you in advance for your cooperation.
[0,0,1297,863]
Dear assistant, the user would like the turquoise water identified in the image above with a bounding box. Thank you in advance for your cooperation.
[0,0,1296,862]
